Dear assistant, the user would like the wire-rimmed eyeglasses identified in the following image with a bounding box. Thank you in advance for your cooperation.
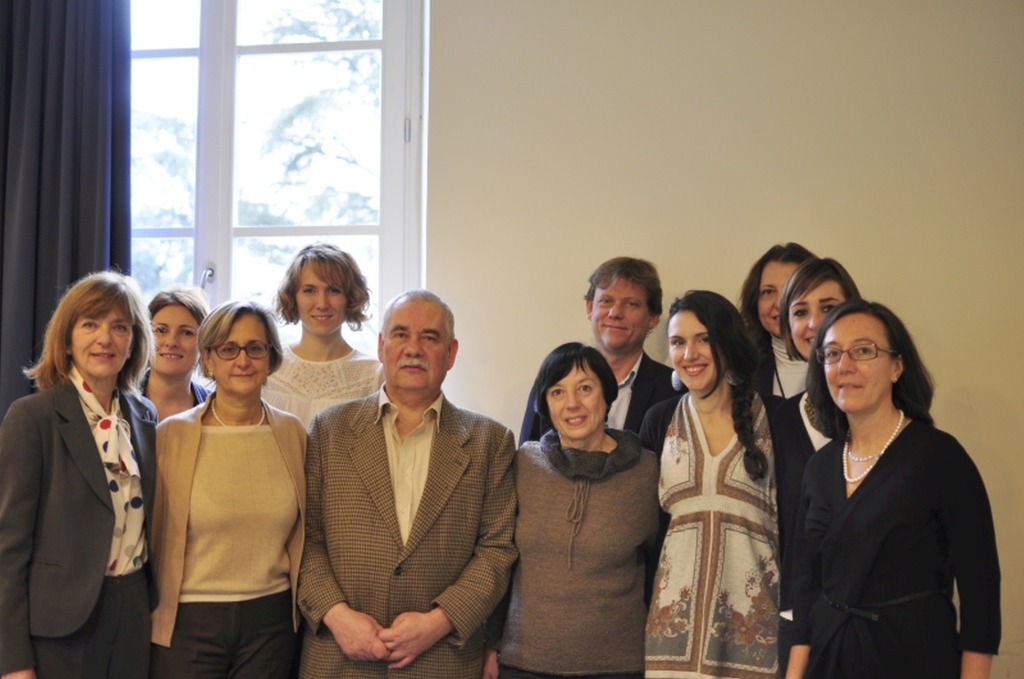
[210,342,271,360]
[816,342,899,365]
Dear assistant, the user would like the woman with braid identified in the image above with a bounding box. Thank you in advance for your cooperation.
[641,291,779,678]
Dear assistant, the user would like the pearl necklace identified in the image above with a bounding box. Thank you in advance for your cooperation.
[843,410,904,484]
[211,398,266,427]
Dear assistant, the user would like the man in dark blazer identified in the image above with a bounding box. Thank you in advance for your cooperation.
[297,289,517,678]
[519,256,680,443]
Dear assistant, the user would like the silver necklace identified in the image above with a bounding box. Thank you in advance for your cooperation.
[211,398,266,427]
[843,410,904,484]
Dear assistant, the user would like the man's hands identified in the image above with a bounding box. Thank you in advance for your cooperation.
[322,603,388,661]
[378,608,453,669]
[324,604,453,668]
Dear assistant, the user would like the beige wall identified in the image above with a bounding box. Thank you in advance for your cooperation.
[425,1,1023,672]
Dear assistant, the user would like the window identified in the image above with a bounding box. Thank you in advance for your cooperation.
[130,0,423,351]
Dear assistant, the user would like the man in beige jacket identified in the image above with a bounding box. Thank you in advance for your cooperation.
[297,289,517,678]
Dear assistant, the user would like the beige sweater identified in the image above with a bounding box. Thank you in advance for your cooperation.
[150,400,306,646]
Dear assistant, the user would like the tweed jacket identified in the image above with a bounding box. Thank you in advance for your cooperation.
[519,351,677,443]
[0,384,157,675]
[298,393,518,678]
[150,399,307,646]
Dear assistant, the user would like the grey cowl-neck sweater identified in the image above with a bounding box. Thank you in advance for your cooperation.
[496,428,661,675]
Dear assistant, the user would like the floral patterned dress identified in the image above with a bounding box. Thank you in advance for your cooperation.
[646,393,780,678]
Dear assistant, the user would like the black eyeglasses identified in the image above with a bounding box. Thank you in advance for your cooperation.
[210,342,270,360]
[816,342,899,365]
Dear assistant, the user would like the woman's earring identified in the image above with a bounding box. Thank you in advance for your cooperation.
[725,370,742,386]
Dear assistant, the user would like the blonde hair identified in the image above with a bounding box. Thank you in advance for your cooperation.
[275,242,371,330]
[199,300,284,375]
[24,271,152,393]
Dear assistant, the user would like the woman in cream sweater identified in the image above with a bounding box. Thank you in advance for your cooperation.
[150,301,306,679]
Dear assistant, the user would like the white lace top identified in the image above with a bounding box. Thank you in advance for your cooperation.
[263,345,382,427]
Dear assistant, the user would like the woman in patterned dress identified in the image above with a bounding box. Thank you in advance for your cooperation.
[263,242,381,428]
[0,271,157,678]
[641,290,779,678]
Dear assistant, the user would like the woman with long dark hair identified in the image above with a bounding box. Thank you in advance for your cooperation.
[737,243,815,400]
[642,291,779,678]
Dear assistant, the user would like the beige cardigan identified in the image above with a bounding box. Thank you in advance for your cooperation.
[150,398,306,646]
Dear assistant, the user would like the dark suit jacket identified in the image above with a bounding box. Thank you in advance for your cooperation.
[519,351,677,443]
[297,393,518,678]
[0,383,157,674]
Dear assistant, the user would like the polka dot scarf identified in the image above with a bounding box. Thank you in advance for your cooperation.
[70,367,147,576]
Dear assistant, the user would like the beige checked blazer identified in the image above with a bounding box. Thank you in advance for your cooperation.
[297,393,517,678]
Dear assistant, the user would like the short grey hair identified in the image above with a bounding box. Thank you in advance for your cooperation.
[381,289,456,344]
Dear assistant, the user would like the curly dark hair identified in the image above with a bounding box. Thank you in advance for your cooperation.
[669,290,767,480]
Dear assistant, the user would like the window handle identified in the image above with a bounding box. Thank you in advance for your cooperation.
[200,266,215,290]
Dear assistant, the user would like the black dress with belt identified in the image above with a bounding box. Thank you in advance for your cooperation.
[791,421,1000,679]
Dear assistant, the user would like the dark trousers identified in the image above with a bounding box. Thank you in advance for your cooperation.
[499,665,642,679]
[150,590,295,679]
[34,569,151,679]
[778,615,795,679]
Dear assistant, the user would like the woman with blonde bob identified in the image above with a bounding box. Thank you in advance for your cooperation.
[150,300,306,679]
[144,286,211,421]
[264,242,381,427]
[788,299,1000,679]
[0,271,157,678]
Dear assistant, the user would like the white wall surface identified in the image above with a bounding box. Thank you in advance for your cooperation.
[425,2,1024,673]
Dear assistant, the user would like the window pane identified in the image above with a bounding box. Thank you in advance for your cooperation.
[233,236,380,353]
[132,58,199,230]
[131,238,196,303]
[131,0,200,49]
[235,51,381,227]
[237,0,383,45]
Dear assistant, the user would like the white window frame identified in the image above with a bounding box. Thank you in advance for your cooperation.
[131,0,425,307]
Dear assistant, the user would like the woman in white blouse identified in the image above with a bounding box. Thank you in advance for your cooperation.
[263,242,381,427]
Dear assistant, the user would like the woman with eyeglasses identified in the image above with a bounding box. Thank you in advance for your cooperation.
[786,300,999,679]
[641,291,779,678]
[150,301,306,679]
[770,258,860,674]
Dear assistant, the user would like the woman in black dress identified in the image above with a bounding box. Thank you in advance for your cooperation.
[787,299,999,679]
[770,257,860,673]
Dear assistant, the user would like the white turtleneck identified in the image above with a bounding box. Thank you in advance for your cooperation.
[772,336,809,399]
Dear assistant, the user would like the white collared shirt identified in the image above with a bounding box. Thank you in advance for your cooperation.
[606,353,644,431]
[376,388,444,543]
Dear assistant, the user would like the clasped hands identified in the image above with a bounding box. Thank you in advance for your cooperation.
[323,602,453,669]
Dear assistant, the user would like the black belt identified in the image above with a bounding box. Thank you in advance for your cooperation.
[824,590,942,622]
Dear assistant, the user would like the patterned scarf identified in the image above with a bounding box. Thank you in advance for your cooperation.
[70,367,147,574]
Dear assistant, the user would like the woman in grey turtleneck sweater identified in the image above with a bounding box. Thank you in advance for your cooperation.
[484,342,661,679]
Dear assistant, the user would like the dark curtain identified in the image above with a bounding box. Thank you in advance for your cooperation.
[0,0,131,416]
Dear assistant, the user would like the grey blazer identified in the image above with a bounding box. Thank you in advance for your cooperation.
[0,383,157,675]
